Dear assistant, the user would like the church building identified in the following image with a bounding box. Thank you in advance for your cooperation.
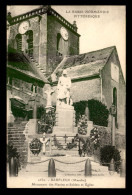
[7,5,125,134]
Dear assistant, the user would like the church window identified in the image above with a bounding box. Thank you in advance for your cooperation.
[57,33,62,56]
[15,30,33,57]
[57,33,68,57]
[15,34,22,51]
[31,84,33,92]
[7,77,12,86]
[113,87,118,128]
[31,84,37,93]
[35,86,37,93]
[25,30,33,57]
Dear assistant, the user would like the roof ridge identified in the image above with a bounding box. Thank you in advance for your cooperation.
[69,46,116,58]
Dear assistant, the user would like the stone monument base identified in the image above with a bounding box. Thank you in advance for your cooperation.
[53,105,76,135]
[53,127,78,136]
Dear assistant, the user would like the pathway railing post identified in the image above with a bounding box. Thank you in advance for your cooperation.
[48,158,56,177]
[120,159,125,177]
[109,158,115,172]
[9,157,18,177]
[85,159,92,177]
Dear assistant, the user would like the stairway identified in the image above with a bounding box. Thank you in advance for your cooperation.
[24,156,119,177]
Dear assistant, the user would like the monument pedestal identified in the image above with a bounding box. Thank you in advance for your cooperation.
[27,119,38,135]
[53,105,77,135]
[50,105,79,156]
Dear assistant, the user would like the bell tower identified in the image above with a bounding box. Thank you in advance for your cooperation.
[7,5,80,76]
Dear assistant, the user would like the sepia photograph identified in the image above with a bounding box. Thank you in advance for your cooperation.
[6,5,126,188]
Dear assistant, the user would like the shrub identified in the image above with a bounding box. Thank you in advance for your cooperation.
[88,99,109,126]
[100,145,121,172]
[73,99,109,126]
[7,142,20,161]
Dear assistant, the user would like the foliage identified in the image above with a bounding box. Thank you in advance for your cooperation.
[73,99,109,126]
[77,115,88,135]
[7,142,20,160]
[77,136,93,157]
[53,135,63,150]
[82,138,93,156]
[99,128,111,147]
[90,127,101,150]
[53,135,78,150]
[73,101,86,124]
[38,107,55,134]
[37,106,45,119]
[67,139,77,150]
[88,99,109,126]
[11,105,27,118]
[100,145,121,172]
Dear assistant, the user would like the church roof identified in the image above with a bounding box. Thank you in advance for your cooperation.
[51,46,115,82]
[7,47,49,83]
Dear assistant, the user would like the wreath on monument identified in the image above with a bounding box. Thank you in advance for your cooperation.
[29,138,43,155]
[90,127,101,150]
[53,135,78,150]
[77,115,88,135]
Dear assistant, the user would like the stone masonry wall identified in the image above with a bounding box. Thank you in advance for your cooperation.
[47,15,79,73]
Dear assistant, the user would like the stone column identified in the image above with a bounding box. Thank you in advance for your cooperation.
[110,104,116,146]
[112,116,115,146]
[85,103,89,120]
[33,98,37,119]
[28,94,39,135]
[85,103,93,136]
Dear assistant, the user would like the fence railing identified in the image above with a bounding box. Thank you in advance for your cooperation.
[8,157,125,178]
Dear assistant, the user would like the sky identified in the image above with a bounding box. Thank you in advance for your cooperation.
[7,5,126,80]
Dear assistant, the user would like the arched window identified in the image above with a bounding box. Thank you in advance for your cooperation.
[26,30,33,57]
[15,34,22,51]
[57,33,68,57]
[113,87,118,128]
[15,30,33,57]
[31,84,33,92]
[35,86,37,93]
[57,33,62,56]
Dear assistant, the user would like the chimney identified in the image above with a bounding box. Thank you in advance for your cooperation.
[73,21,78,32]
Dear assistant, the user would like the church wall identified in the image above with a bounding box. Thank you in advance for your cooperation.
[47,15,79,73]
[101,55,113,109]
[102,50,126,133]
[8,16,44,67]
[39,14,47,71]
[111,50,126,132]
